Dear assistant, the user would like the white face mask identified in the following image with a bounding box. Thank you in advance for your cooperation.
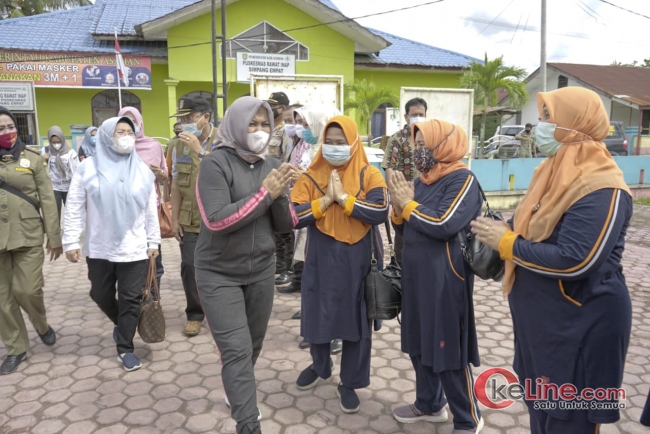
[52,143,62,151]
[409,116,426,126]
[295,124,305,138]
[112,136,135,154]
[285,124,296,137]
[247,131,270,153]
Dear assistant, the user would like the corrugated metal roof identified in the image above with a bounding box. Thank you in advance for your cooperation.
[0,5,167,56]
[548,63,650,107]
[356,28,482,69]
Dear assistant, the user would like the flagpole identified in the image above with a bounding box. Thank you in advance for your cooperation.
[115,28,123,109]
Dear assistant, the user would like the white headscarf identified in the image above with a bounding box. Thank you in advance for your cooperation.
[295,106,341,168]
[83,116,154,244]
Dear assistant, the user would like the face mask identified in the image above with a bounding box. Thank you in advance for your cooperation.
[134,125,140,135]
[414,147,436,173]
[285,124,296,137]
[52,143,62,151]
[0,131,17,150]
[322,144,352,166]
[89,136,97,145]
[409,117,426,126]
[247,131,270,153]
[181,116,205,137]
[112,136,135,154]
[295,125,305,138]
[535,122,562,157]
[302,128,319,145]
[272,108,281,119]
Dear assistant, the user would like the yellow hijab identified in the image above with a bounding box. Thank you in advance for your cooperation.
[504,87,631,294]
[291,115,387,244]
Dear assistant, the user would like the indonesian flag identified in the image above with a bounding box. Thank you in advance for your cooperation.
[114,30,129,87]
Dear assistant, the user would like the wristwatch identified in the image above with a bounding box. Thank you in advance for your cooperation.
[198,149,207,158]
[339,193,349,205]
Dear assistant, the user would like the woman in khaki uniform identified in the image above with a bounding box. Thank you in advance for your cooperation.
[0,106,62,375]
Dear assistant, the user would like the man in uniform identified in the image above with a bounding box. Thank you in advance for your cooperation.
[515,123,536,158]
[264,92,296,283]
[0,106,62,374]
[381,97,428,266]
[168,95,216,337]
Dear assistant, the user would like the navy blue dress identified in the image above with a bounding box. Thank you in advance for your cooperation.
[293,169,389,344]
[508,188,632,423]
[393,169,482,372]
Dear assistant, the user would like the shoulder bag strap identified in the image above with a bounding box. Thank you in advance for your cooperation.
[303,173,326,195]
[0,178,40,213]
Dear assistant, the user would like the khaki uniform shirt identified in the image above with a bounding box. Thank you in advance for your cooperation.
[267,123,291,162]
[0,147,62,251]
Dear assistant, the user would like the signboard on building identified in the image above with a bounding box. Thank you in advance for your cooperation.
[251,74,343,112]
[0,50,152,89]
[0,82,35,111]
[237,52,295,83]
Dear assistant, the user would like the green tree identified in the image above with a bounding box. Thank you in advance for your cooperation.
[344,79,399,139]
[460,54,529,158]
[611,59,650,67]
[0,0,90,18]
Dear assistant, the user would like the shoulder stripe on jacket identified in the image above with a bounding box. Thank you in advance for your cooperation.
[411,175,474,226]
[355,188,390,212]
[513,189,620,278]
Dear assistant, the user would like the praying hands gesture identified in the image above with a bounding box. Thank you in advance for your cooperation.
[262,163,294,199]
[319,170,347,211]
[388,171,415,217]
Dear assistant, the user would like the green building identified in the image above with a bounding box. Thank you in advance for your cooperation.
[0,0,479,146]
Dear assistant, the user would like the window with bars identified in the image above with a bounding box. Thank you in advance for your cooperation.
[223,21,309,61]
[91,90,141,128]
[558,75,568,88]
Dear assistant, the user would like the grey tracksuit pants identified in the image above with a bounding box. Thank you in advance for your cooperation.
[196,275,274,434]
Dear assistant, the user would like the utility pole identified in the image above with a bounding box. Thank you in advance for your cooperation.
[211,0,218,121]
[210,0,229,123]
[541,0,547,92]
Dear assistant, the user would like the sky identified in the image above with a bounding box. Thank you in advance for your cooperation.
[330,0,650,74]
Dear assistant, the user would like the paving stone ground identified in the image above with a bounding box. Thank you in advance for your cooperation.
[1,207,650,433]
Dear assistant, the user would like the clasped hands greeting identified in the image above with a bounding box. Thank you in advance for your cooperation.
[387,171,415,217]
[316,170,348,210]
[262,163,296,199]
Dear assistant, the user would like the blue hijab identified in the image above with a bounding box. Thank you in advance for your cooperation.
[84,116,154,243]
[80,126,98,157]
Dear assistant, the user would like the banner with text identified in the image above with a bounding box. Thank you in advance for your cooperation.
[0,82,35,111]
[237,52,295,83]
[0,51,152,89]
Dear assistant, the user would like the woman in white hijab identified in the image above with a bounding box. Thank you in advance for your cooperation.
[62,116,160,373]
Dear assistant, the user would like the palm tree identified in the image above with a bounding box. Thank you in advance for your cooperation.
[460,54,529,158]
[0,0,90,18]
[344,79,399,140]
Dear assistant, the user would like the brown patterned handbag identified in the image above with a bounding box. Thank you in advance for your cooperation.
[138,257,166,343]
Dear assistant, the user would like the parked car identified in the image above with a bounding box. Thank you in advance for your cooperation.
[603,121,628,156]
[364,146,385,175]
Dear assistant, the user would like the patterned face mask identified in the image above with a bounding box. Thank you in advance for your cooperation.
[413,125,455,174]
[414,146,435,173]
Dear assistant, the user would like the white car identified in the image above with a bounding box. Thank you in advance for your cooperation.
[363,146,385,175]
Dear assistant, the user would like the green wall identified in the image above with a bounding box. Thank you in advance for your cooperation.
[35,63,171,142]
[354,70,462,100]
[167,0,356,112]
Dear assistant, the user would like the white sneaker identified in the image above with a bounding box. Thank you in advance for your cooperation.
[224,396,262,421]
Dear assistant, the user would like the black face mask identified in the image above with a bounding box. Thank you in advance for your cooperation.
[174,131,181,137]
[272,108,283,119]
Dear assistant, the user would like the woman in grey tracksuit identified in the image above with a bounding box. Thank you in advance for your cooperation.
[195,96,296,434]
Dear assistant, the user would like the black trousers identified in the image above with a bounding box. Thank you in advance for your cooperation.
[54,190,68,222]
[180,231,204,322]
[275,231,295,270]
[311,338,372,389]
[394,232,403,267]
[86,258,147,354]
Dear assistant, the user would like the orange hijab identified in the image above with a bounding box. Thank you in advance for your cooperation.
[413,119,469,185]
[504,87,631,295]
[291,115,387,244]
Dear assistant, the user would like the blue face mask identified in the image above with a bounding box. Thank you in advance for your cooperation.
[134,125,140,135]
[322,144,352,166]
[535,122,562,157]
[89,136,97,146]
[302,128,319,145]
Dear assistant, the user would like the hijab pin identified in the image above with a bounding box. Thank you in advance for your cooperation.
[533,203,541,212]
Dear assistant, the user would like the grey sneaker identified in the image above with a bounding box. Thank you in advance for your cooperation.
[393,404,448,424]
[224,396,262,421]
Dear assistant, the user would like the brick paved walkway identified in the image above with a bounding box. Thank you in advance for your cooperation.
[1,208,649,433]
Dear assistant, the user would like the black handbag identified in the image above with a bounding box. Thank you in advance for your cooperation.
[364,223,402,321]
[457,184,505,281]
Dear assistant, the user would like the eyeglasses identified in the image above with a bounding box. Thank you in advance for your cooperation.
[179,113,204,124]
[115,130,136,138]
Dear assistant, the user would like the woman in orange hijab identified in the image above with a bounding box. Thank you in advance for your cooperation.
[291,115,388,414]
[388,120,484,433]
[472,87,633,434]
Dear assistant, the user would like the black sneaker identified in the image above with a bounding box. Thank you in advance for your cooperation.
[298,338,310,349]
[291,311,301,320]
[0,352,27,375]
[275,270,294,285]
[39,326,56,346]
[330,339,342,355]
[337,383,360,413]
[278,283,300,293]
[296,365,320,390]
